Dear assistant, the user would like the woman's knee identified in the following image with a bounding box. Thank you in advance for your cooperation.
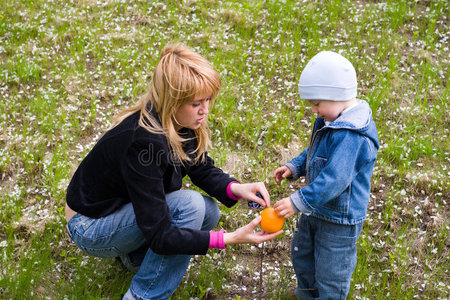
[167,190,206,228]
[183,190,206,214]
[201,196,220,231]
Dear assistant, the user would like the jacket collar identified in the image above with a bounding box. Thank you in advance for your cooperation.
[317,99,379,148]
[319,99,371,130]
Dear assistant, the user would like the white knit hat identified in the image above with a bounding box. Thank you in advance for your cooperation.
[298,51,357,101]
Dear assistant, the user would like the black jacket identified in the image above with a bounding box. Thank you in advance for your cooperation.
[66,109,237,255]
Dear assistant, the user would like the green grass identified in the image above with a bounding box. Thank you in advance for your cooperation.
[0,0,449,299]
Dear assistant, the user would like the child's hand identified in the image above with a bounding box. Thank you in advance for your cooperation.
[273,166,292,185]
[273,197,296,218]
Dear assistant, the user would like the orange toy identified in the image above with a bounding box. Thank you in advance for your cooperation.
[260,207,284,233]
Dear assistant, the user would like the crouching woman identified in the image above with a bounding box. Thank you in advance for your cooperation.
[64,43,281,300]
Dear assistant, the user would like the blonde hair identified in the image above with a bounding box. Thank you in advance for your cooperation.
[113,43,221,163]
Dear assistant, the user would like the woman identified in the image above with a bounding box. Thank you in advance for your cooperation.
[65,43,282,299]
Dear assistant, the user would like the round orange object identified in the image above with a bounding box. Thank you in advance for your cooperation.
[260,207,284,233]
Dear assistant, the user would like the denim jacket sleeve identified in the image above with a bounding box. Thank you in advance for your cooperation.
[290,129,374,215]
[285,147,309,180]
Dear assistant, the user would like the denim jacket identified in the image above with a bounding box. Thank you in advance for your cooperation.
[286,100,379,225]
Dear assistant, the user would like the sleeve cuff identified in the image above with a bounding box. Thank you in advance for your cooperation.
[290,191,312,215]
[285,162,300,180]
[209,230,226,249]
[226,181,242,201]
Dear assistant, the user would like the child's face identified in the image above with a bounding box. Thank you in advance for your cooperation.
[307,100,350,122]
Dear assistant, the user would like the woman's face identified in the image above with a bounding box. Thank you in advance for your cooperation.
[173,92,211,131]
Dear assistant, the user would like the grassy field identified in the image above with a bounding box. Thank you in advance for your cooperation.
[0,0,449,299]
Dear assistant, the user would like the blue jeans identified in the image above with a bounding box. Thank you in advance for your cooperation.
[291,214,363,300]
[66,190,220,300]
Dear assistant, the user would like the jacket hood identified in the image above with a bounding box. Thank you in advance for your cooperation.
[324,99,379,148]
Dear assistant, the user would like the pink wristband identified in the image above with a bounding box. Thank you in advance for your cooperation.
[209,230,226,249]
[226,181,242,201]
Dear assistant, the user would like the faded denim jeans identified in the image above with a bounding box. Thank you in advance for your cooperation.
[66,190,220,300]
[291,214,363,300]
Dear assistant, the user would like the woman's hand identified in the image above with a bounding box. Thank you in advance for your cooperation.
[223,216,283,245]
[229,182,271,207]
[272,166,292,185]
[273,197,296,218]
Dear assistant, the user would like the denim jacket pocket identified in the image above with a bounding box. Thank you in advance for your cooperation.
[307,156,327,182]
[322,185,350,214]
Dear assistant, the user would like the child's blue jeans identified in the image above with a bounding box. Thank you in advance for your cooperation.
[291,214,363,300]
[66,190,220,300]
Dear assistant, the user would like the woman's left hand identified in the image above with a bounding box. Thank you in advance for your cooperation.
[229,182,271,207]
[223,215,283,245]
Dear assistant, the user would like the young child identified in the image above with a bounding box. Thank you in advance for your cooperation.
[273,51,379,299]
